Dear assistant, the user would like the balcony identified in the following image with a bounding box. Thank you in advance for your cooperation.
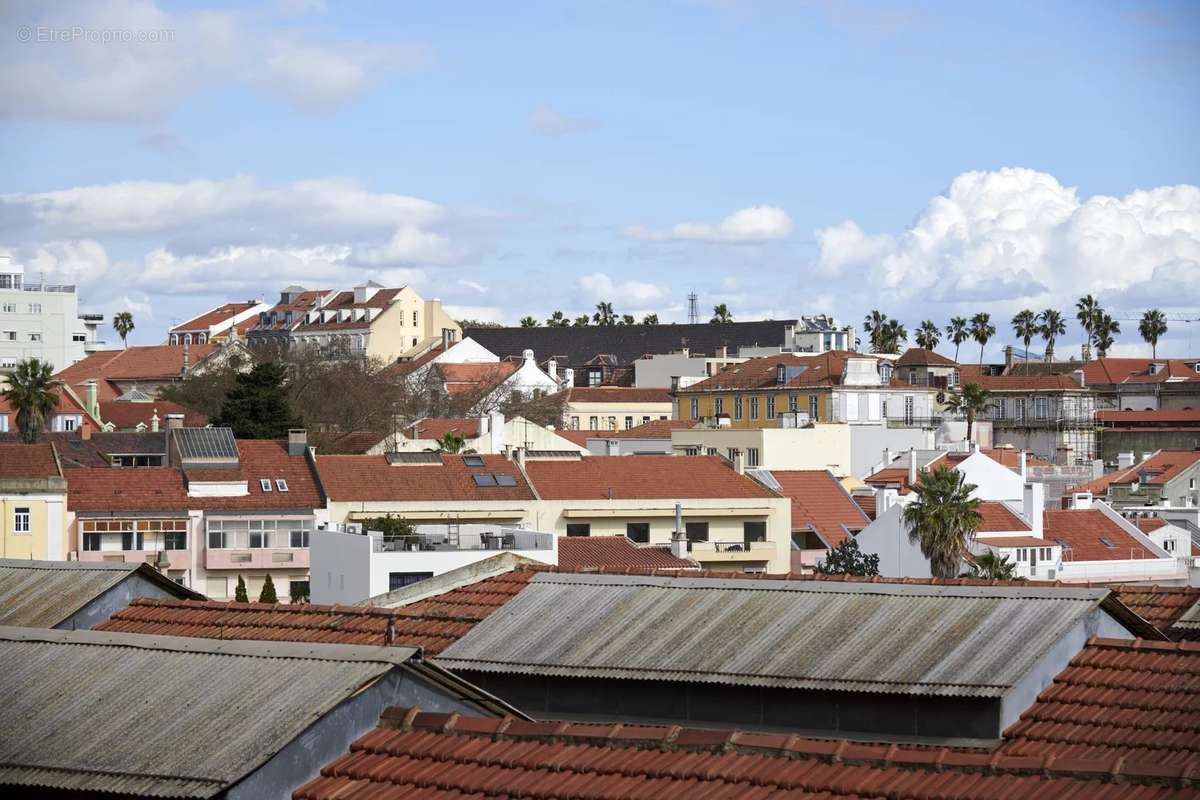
[78,548,191,570]
[83,339,107,352]
[991,415,1095,429]
[884,416,945,429]
[689,540,775,562]
[205,528,311,570]
[369,528,553,553]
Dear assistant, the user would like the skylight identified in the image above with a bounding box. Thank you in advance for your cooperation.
[463,455,485,467]
[495,473,518,487]
[259,479,272,492]
[276,479,289,492]
[1099,537,1117,549]
[472,474,498,487]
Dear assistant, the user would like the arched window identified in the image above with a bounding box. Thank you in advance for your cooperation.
[169,334,178,345]
[183,334,192,345]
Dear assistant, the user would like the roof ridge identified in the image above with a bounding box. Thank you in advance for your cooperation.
[1086,635,1200,653]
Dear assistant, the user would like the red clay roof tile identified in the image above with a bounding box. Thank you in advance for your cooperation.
[557,536,696,571]
[524,455,773,500]
[0,442,60,481]
[315,453,535,502]
[767,470,869,547]
[1044,509,1161,561]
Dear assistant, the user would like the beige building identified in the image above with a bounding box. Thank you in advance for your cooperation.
[670,425,854,475]
[556,386,674,432]
[0,443,68,561]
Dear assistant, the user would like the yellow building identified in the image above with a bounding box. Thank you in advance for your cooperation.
[1,442,68,560]
[557,387,674,432]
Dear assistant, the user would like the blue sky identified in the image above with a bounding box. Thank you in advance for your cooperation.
[1,0,1198,357]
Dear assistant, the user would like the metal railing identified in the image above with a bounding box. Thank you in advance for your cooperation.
[370,529,553,553]
[884,416,945,428]
[22,284,76,293]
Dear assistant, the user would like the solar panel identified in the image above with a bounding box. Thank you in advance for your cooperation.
[463,455,485,467]
[384,452,442,464]
[494,473,517,487]
[174,427,239,461]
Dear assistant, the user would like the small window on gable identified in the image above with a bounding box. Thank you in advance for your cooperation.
[275,479,289,492]
[260,479,272,492]
[463,455,485,467]
[473,473,498,487]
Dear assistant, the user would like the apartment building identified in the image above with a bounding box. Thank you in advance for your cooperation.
[167,300,268,345]
[1082,357,1200,412]
[0,258,104,373]
[1072,449,1200,510]
[0,443,68,560]
[738,314,856,356]
[556,386,673,432]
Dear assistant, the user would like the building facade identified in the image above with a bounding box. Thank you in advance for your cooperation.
[0,258,104,373]
[0,443,68,560]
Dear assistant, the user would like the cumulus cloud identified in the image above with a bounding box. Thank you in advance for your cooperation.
[625,205,793,244]
[0,0,427,124]
[577,272,668,306]
[529,107,595,136]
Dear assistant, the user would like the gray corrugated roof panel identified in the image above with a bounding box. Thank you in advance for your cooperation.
[174,426,239,462]
[0,559,201,628]
[1174,598,1200,632]
[385,451,444,464]
[437,573,1116,697]
[0,627,419,798]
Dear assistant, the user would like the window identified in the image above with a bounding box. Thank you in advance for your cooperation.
[808,395,818,421]
[626,522,650,543]
[949,369,960,387]
[993,399,1007,419]
[0,303,15,313]
[61,417,75,432]
[1035,397,1049,419]
[121,530,144,551]
[685,522,709,543]
[642,416,651,424]
[1165,539,1176,552]
[743,521,766,545]
[589,416,599,430]
[1099,537,1116,549]
[412,310,419,326]
[463,455,486,467]
[727,447,739,461]
[1,331,15,341]
[28,303,42,314]
[495,473,518,487]
[275,479,289,492]
[566,523,591,537]
[13,508,31,533]
[690,398,699,419]
[389,571,433,591]
[746,447,760,467]
[607,416,617,430]
[163,529,187,550]
[249,521,271,548]
[1017,548,1026,561]
[260,479,273,492]
[733,395,743,420]
[879,363,893,382]
[749,396,760,420]
[624,416,633,429]
[571,416,580,430]
[1015,398,1026,422]
[706,447,718,456]
[472,474,498,486]
[83,532,101,551]
[766,395,776,418]
[789,394,798,412]
[588,369,602,386]
[904,395,914,425]
[72,333,86,342]
[714,397,725,415]
[289,525,310,548]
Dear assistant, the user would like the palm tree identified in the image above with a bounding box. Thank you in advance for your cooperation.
[944,382,991,443]
[1,358,59,443]
[1139,309,1168,358]
[914,320,940,351]
[968,551,1018,580]
[902,465,983,579]
[945,317,969,362]
[1076,295,1101,359]
[641,313,659,325]
[1092,312,1120,358]
[519,316,538,328]
[593,302,616,326]
[876,318,908,354]
[969,312,995,365]
[112,311,135,348]
[1011,309,1038,374]
[618,314,636,326]
[710,304,734,324]
[546,310,570,327]
[573,315,590,327]
[863,310,888,352]
[433,432,466,454]
[1038,309,1065,362]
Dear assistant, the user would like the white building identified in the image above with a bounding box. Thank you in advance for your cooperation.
[310,524,556,604]
[0,258,104,373]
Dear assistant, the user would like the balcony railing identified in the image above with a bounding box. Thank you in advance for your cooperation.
[689,540,775,560]
[990,415,1095,429]
[884,416,945,429]
[370,529,554,553]
[22,284,76,293]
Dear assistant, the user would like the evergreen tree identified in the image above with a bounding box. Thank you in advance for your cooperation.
[815,537,880,576]
[258,574,278,604]
[234,575,249,602]
[214,362,302,439]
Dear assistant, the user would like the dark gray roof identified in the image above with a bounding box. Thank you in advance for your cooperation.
[464,319,798,366]
[0,559,202,628]
[0,627,423,798]
[438,573,1127,697]
[385,451,444,464]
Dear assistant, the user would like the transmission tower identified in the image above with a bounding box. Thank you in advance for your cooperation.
[687,292,699,325]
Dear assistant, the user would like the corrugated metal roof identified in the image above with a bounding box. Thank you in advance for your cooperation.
[0,559,201,628]
[438,573,1116,697]
[0,627,419,798]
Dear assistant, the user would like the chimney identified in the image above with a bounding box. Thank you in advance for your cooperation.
[605,439,620,457]
[670,502,687,558]
[84,379,98,418]
[564,368,575,387]
[882,447,893,469]
[165,413,185,430]
[547,359,557,380]
[1142,452,1154,464]
[511,446,524,467]
[907,448,917,487]
[522,348,535,365]
[1072,491,1093,510]
[151,410,160,433]
[1118,452,1135,470]
[1024,482,1045,538]
[880,488,899,515]
[182,340,190,376]
[288,429,307,457]
[489,411,505,455]
[733,449,746,475]
[1004,345,1014,370]
[441,329,451,352]
[1018,450,1027,482]
[1072,369,1085,388]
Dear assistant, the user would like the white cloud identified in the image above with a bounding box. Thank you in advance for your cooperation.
[355,226,466,267]
[529,107,594,136]
[0,0,428,124]
[456,279,487,293]
[814,221,893,275]
[443,304,504,324]
[577,272,668,306]
[625,205,793,244]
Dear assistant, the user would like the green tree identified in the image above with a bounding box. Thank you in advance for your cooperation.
[519,316,538,328]
[969,312,995,365]
[1139,309,1168,359]
[710,304,734,324]
[944,382,991,443]
[369,515,416,546]
[112,311,135,348]
[902,465,983,579]
[2,358,59,443]
[641,313,659,325]
[1038,309,1066,361]
[592,302,616,326]
[914,320,940,351]
[234,575,249,603]
[1091,312,1120,358]
[258,574,278,603]
[619,314,636,326]
[456,319,502,329]
[546,310,570,327]
[967,551,1018,580]
[573,315,590,327]
[1011,309,1038,374]
[1075,295,1101,358]
[434,431,466,454]
[815,537,880,576]
[863,310,888,352]
[876,318,908,354]
[214,361,302,439]
[289,580,310,603]
[945,316,969,362]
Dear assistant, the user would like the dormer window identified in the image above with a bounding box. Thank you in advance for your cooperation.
[1149,363,1166,375]
[260,479,272,492]
[275,479,289,492]
[880,363,893,382]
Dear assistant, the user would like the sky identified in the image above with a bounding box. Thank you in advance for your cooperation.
[1,0,1198,359]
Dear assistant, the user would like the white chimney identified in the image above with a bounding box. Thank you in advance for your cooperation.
[907,448,917,487]
[150,410,160,433]
[733,450,745,475]
[670,502,687,558]
[84,379,98,418]
[605,439,620,457]
[489,411,505,455]
[564,368,575,387]
[1023,482,1045,538]
[1072,492,1093,510]
[548,359,558,380]
[1118,452,1135,470]
[522,348,535,365]
[1142,452,1154,464]
[165,413,185,430]
[882,448,893,469]
[1019,450,1027,483]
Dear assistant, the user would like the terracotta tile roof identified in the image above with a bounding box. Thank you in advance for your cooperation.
[767,470,869,547]
[292,288,403,331]
[315,453,535,502]
[94,573,533,656]
[249,289,329,333]
[1044,509,1160,561]
[1072,450,1200,495]
[66,467,192,512]
[852,493,876,520]
[1000,637,1200,765]
[294,704,1196,800]
[3,432,111,468]
[557,537,697,571]
[1135,517,1168,532]
[0,386,97,426]
[977,535,1053,548]
[553,429,596,447]
[0,443,60,481]
[961,372,1087,392]
[97,400,208,430]
[524,455,773,500]
[896,347,958,367]
[170,302,258,333]
[182,440,324,510]
[307,430,389,455]
[1107,585,1200,637]
[606,419,698,439]
[1084,357,1200,386]
[681,351,861,392]
[558,386,674,403]
[977,501,1031,532]
[54,344,218,387]
[1098,409,1200,424]
[437,362,517,396]
[404,418,482,440]
[387,343,444,376]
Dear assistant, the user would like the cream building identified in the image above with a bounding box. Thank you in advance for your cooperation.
[0,443,68,561]
[557,386,674,432]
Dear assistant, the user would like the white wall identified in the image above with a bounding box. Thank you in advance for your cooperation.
[311,530,373,605]
[0,262,93,371]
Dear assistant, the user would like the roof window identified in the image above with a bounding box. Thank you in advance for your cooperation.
[472,474,498,487]
[275,479,289,492]
[495,473,518,487]
[463,455,485,467]
[1099,537,1116,549]
[259,479,272,492]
